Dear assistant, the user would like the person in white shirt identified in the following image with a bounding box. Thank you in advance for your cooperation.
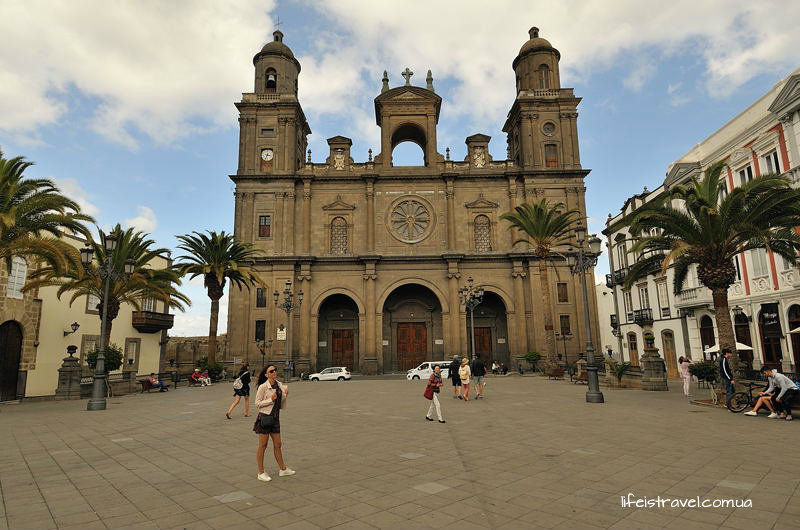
[745,366,798,421]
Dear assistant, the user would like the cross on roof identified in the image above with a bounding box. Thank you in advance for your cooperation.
[274,16,283,28]
[401,67,413,86]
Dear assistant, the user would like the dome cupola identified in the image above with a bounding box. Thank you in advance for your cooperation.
[513,27,561,92]
[252,30,301,95]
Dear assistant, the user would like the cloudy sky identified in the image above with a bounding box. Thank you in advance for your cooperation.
[2,1,799,335]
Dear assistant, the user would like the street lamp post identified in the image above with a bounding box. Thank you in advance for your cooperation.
[274,280,302,383]
[80,234,134,411]
[458,277,484,360]
[256,337,273,371]
[555,331,572,363]
[567,227,605,404]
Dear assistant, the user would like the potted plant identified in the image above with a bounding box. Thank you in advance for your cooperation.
[611,361,632,388]
[525,351,542,373]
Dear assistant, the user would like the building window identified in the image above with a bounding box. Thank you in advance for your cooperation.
[86,293,101,314]
[141,298,156,312]
[255,320,266,342]
[738,165,753,186]
[750,249,769,277]
[537,64,551,89]
[256,288,266,308]
[80,335,99,368]
[5,256,27,299]
[638,286,650,309]
[124,338,140,368]
[474,215,492,253]
[265,68,277,92]
[258,215,272,238]
[734,255,742,281]
[556,282,568,303]
[656,281,670,318]
[763,150,781,175]
[260,128,275,137]
[616,239,628,268]
[330,217,348,255]
[544,144,558,167]
[623,290,634,321]
[559,314,571,336]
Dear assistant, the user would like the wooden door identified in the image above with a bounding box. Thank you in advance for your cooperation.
[473,327,493,366]
[662,331,678,378]
[331,329,354,370]
[397,323,427,371]
[0,321,22,402]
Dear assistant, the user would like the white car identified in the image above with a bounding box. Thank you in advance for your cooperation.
[406,361,451,380]
[309,367,351,381]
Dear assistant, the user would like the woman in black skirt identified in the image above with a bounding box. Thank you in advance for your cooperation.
[254,364,295,482]
[225,363,251,419]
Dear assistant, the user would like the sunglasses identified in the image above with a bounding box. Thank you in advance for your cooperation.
[267,369,277,373]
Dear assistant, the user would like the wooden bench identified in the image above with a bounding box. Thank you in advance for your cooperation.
[571,372,588,384]
[545,367,565,380]
[139,379,156,393]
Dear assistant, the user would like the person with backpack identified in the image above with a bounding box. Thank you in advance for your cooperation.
[226,363,251,419]
[448,355,462,399]
[423,364,446,423]
[471,354,487,399]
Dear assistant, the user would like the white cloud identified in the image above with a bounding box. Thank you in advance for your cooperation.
[124,206,157,233]
[171,279,229,337]
[623,62,656,92]
[51,176,100,217]
[667,82,682,95]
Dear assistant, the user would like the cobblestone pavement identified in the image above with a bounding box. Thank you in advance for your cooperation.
[1,375,799,530]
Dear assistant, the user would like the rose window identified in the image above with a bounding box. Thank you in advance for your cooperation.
[389,198,433,242]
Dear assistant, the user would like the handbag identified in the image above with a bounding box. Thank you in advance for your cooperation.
[233,376,243,390]
[423,384,434,400]
[259,413,276,428]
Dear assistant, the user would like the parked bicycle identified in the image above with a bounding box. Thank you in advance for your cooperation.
[727,381,763,413]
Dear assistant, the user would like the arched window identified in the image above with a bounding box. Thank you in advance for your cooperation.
[537,64,551,89]
[265,68,277,93]
[5,256,27,299]
[789,305,800,370]
[699,315,716,356]
[735,312,754,372]
[474,215,492,253]
[544,144,558,168]
[330,217,348,255]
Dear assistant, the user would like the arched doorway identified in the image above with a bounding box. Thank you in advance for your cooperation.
[382,284,443,371]
[734,313,754,372]
[661,330,678,378]
[317,294,359,372]
[0,321,23,401]
[699,315,716,358]
[758,305,783,368]
[789,305,800,370]
[465,291,509,368]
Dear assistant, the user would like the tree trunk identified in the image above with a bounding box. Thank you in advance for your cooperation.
[97,298,120,348]
[711,286,740,378]
[208,296,220,365]
[538,257,557,363]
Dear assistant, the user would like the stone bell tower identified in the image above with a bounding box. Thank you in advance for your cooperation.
[502,27,582,171]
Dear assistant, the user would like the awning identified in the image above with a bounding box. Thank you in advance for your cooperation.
[704,342,754,353]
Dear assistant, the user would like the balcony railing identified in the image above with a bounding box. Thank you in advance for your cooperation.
[674,286,713,309]
[613,267,628,286]
[633,308,654,326]
[132,311,174,334]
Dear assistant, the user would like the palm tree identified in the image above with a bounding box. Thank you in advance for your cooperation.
[27,225,190,339]
[0,149,93,273]
[174,231,264,365]
[501,199,581,365]
[615,163,800,376]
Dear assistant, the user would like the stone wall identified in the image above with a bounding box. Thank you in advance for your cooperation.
[161,335,229,375]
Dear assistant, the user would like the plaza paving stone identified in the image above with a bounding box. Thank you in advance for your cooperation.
[1,376,798,530]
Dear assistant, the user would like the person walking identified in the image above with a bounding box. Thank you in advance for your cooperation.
[424,364,446,423]
[471,354,487,399]
[254,364,295,482]
[448,355,462,399]
[226,363,251,419]
[678,356,693,397]
[719,349,736,403]
[458,357,472,402]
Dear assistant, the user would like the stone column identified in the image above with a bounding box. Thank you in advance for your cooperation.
[640,329,668,391]
[302,180,311,255]
[55,346,82,400]
[363,261,378,375]
[297,264,312,375]
[276,192,285,254]
[285,190,296,255]
[365,178,375,252]
[506,177,518,250]
[512,262,528,360]
[446,178,456,250]
[447,261,461,354]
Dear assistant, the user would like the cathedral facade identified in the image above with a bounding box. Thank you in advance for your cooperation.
[227,28,600,374]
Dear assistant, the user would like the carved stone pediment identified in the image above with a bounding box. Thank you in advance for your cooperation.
[322,195,356,211]
[664,162,700,188]
[768,74,800,117]
[390,91,424,101]
[465,193,499,209]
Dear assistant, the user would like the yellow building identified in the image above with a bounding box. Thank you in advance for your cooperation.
[0,234,174,400]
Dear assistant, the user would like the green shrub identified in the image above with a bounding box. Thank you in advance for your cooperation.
[525,351,542,370]
[612,361,632,383]
[689,361,718,383]
[85,343,124,372]
[196,356,224,380]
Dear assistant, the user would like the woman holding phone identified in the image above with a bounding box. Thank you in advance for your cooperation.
[254,364,295,482]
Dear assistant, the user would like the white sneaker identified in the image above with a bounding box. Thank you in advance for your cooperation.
[743,411,758,416]
[768,413,780,419]
[257,473,272,482]
[279,468,296,477]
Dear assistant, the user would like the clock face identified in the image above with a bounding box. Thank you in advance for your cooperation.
[261,149,274,162]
